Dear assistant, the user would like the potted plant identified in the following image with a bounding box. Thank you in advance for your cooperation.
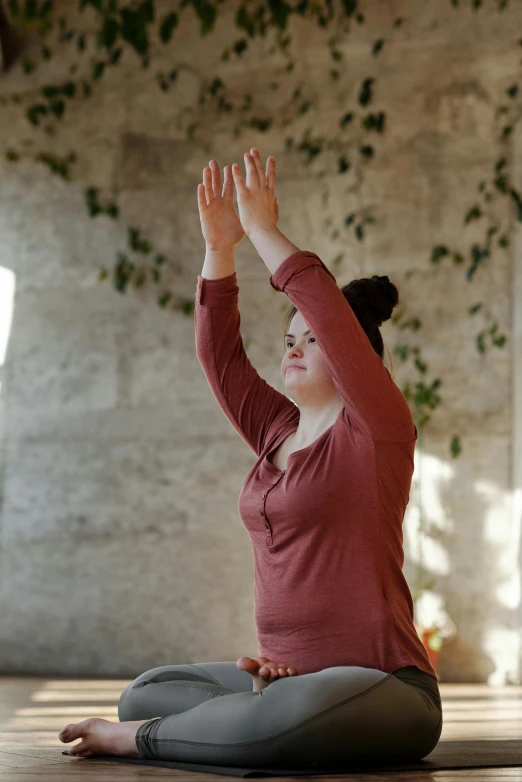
[410,420,457,674]
[414,623,444,670]
[413,583,457,673]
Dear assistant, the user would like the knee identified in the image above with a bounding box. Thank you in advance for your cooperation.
[411,714,443,761]
[118,667,158,722]
[118,680,139,722]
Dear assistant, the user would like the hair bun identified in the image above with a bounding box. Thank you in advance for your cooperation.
[340,274,399,330]
[370,274,398,326]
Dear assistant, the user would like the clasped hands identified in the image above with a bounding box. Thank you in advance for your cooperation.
[197,147,279,252]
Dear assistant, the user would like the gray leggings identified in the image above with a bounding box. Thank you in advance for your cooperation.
[118,662,443,769]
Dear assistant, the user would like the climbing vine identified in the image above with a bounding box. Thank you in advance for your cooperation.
[0,0,518,465]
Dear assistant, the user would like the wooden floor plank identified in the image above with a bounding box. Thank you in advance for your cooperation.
[0,677,520,780]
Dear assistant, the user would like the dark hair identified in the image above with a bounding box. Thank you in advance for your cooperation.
[282,273,399,379]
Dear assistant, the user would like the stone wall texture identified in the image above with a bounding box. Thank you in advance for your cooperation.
[0,0,520,683]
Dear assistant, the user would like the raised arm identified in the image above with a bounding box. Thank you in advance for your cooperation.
[268,250,416,442]
[231,148,417,443]
[195,161,297,456]
[195,269,296,456]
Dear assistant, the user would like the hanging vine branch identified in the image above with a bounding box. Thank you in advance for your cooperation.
[0,0,518,462]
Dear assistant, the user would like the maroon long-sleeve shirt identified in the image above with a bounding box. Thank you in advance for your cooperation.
[194,249,436,680]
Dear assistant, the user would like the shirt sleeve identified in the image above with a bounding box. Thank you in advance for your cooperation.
[194,271,297,456]
[269,250,417,443]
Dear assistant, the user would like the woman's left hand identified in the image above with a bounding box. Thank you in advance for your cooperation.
[232,147,279,238]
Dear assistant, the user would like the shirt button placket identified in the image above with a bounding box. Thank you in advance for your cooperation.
[260,475,283,546]
[260,492,271,544]
[259,493,266,523]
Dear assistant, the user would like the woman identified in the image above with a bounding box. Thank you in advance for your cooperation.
[58,148,442,768]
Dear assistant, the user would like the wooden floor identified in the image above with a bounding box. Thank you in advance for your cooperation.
[0,677,521,780]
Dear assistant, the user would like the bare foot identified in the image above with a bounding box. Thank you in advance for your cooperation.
[236,656,298,693]
[58,717,152,758]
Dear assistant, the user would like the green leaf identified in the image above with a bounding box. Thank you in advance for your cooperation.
[269,0,292,31]
[192,0,217,37]
[236,3,255,36]
[49,99,65,118]
[372,38,384,56]
[120,5,150,56]
[342,0,358,16]
[99,16,119,50]
[431,245,448,264]
[22,57,36,74]
[79,0,103,11]
[158,291,172,307]
[42,85,60,99]
[358,77,374,106]
[92,61,105,80]
[159,11,178,43]
[26,104,48,126]
[464,204,482,223]
[450,435,461,458]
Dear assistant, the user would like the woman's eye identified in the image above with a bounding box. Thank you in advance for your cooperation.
[285,337,315,348]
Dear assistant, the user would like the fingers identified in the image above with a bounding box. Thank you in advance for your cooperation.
[197,183,207,213]
[203,165,214,205]
[231,161,247,194]
[202,152,275,207]
[244,148,276,191]
[198,162,233,211]
[265,154,276,191]
[244,151,259,189]
[249,147,266,187]
[209,159,222,198]
[222,165,234,200]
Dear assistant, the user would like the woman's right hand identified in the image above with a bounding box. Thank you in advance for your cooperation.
[197,160,247,251]
[257,658,298,680]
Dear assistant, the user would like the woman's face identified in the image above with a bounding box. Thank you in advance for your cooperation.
[281,311,337,402]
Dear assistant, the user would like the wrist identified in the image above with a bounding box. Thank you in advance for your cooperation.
[247,226,300,272]
[205,244,235,254]
[248,225,280,239]
[202,245,235,280]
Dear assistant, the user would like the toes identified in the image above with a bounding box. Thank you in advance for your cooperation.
[60,721,83,742]
[236,656,257,670]
[59,723,78,741]
[59,718,95,743]
[68,741,91,757]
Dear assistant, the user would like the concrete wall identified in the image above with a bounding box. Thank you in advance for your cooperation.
[0,0,519,683]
